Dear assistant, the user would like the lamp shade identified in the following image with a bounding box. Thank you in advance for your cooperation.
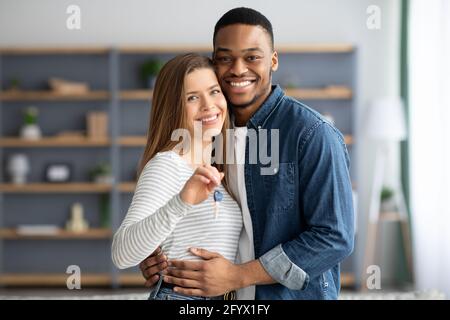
[365,97,407,141]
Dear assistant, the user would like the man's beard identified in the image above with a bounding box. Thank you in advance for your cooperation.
[227,70,272,109]
[228,94,260,109]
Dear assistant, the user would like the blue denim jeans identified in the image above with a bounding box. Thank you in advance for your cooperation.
[148,276,223,300]
[148,287,223,300]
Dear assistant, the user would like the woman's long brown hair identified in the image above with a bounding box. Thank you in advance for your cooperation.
[138,53,231,194]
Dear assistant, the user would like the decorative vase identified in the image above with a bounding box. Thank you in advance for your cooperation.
[7,154,30,184]
[94,175,114,184]
[66,203,89,233]
[20,124,42,140]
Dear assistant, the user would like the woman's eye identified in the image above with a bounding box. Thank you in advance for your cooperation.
[211,89,221,95]
[187,96,198,102]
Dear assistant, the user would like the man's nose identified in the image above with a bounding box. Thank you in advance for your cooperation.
[230,58,248,76]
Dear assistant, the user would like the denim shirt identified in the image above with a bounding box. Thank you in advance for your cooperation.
[243,85,354,300]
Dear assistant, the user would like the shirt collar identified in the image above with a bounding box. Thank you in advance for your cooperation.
[247,85,285,129]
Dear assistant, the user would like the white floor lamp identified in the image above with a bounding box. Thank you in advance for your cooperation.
[362,97,413,289]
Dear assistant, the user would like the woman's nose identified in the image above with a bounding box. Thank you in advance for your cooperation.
[201,96,215,111]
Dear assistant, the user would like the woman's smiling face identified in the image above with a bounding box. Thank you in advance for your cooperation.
[184,67,227,139]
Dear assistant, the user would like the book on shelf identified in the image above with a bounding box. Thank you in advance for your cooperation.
[16,225,59,236]
[86,111,109,139]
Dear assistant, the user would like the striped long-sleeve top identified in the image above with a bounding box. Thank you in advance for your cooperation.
[111,151,243,269]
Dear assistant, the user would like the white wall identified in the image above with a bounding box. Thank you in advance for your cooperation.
[0,0,402,285]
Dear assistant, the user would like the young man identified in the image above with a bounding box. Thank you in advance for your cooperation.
[138,7,354,300]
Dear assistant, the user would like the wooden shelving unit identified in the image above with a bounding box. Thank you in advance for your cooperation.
[0,228,112,239]
[0,272,353,287]
[118,87,352,101]
[0,44,357,288]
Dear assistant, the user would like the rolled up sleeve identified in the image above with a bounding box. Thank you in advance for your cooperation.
[259,244,310,290]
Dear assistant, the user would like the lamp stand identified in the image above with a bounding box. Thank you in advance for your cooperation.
[361,143,414,290]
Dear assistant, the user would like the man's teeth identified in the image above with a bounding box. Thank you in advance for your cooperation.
[230,81,252,87]
[202,114,218,122]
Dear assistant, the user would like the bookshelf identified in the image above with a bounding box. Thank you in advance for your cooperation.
[0,44,357,288]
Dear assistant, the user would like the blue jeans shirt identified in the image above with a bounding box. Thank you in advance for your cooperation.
[242,85,354,299]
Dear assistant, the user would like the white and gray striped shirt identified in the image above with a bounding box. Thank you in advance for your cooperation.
[112,151,243,269]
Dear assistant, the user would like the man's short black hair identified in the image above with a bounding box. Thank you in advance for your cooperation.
[213,7,274,50]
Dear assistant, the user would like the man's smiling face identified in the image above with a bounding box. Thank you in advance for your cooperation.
[213,24,278,111]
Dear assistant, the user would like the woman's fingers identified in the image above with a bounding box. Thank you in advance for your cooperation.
[195,166,220,186]
[205,165,221,183]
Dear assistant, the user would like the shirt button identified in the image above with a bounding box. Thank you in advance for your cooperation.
[258,126,262,130]
[273,167,278,174]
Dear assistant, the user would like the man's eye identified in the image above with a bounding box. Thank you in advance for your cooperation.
[216,56,232,63]
[247,56,259,61]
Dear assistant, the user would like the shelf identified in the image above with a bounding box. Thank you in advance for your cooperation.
[118,87,352,101]
[119,45,212,54]
[0,273,144,286]
[117,135,353,146]
[379,211,405,222]
[0,137,110,147]
[340,272,356,287]
[276,44,354,53]
[344,135,353,145]
[0,228,112,239]
[0,183,112,193]
[0,87,352,102]
[0,272,352,287]
[118,182,136,193]
[0,47,110,55]
[119,90,153,100]
[285,87,352,100]
[0,90,110,101]
[117,136,147,146]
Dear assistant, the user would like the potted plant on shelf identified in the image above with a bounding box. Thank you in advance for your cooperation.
[140,59,164,89]
[9,77,22,91]
[20,106,42,140]
[380,186,396,212]
[89,162,113,184]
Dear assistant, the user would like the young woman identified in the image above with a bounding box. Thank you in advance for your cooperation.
[111,54,242,300]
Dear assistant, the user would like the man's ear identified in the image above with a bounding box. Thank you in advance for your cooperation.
[271,51,279,72]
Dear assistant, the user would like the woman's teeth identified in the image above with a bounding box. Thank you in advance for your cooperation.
[230,81,252,87]
[201,114,218,123]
